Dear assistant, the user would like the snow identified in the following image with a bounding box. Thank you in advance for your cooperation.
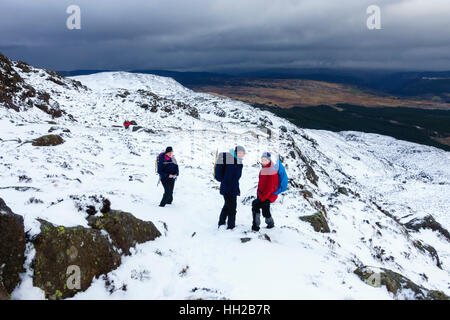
[0,61,449,300]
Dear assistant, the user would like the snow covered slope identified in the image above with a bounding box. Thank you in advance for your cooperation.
[1,54,449,300]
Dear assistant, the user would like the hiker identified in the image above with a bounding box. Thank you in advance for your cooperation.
[123,120,131,129]
[214,146,245,230]
[251,152,279,231]
[157,146,179,207]
[123,120,137,129]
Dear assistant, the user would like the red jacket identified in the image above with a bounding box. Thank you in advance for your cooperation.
[257,162,279,203]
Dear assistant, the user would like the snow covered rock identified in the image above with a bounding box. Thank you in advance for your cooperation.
[0,198,26,296]
[31,219,121,300]
[300,211,330,233]
[354,266,448,300]
[87,210,161,256]
[405,215,450,242]
[31,134,65,147]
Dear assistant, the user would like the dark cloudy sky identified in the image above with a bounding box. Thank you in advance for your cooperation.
[1,0,450,72]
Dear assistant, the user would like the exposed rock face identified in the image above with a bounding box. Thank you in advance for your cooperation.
[32,134,65,146]
[354,266,449,300]
[0,52,64,117]
[405,215,450,242]
[0,52,25,112]
[0,274,8,300]
[0,198,26,295]
[87,210,162,255]
[413,240,442,269]
[300,211,330,233]
[32,219,121,300]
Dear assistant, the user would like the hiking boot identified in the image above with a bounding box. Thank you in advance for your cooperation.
[252,225,260,232]
[265,217,274,229]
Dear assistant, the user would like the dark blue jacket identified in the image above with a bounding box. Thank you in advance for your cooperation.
[157,153,179,182]
[215,152,243,196]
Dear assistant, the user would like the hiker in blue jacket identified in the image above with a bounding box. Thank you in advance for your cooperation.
[157,146,179,207]
[215,146,246,230]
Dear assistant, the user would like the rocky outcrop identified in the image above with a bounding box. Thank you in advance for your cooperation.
[32,134,65,147]
[32,219,121,300]
[405,215,450,242]
[300,211,330,233]
[0,272,8,300]
[354,266,448,300]
[413,240,442,269]
[0,198,26,296]
[88,210,162,255]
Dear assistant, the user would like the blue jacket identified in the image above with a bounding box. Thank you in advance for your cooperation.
[215,151,243,196]
[157,153,179,182]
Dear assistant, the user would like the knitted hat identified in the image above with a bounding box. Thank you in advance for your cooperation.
[165,146,173,153]
[261,152,271,159]
[235,145,245,154]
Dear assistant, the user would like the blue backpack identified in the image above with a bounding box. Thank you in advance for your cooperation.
[273,158,288,195]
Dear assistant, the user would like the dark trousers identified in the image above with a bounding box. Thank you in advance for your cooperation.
[160,179,175,207]
[252,198,274,231]
[218,195,237,229]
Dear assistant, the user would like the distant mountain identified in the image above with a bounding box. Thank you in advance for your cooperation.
[59,68,450,101]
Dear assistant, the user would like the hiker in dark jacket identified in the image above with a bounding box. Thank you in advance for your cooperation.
[157,146,179,207]
[252,152,279,231]
[215,146,245,230]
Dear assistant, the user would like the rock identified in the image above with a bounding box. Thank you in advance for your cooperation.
[32,134,64,146]
[214,109,226,118]
[405,215,450,242]
[413,240,442,269]
[71,194,111,215]
[300,211,330,233]
[240,237,252,243]
[337,186,349,196]
[87,210,161,256]
[0,271,9,300]
[279,125,287,133]
[300,190,313,199]
[0,198,26,295]
[32,219,121,300]
[354,266,449,300]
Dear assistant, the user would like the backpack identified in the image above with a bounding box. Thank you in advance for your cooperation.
[214,151,227,182]
[273,158,288,195]
[156,152,165,174]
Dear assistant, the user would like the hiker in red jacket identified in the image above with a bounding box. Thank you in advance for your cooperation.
[123,120,131,129]
[252,152,278,231]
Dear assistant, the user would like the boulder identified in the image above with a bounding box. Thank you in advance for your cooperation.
[354,266,448,300]
[88,210,161,255]
[300,211,330,233]
[32,219,121,300]
[0,273,8,300]
[0,198,26,295]
[405,215,450,242]
[32,134,64,146]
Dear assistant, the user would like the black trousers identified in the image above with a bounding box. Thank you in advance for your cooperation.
[160,179,175,207]
[218,195,237,229]
[252,198,274,230]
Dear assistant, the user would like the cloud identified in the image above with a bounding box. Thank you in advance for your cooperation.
[0,0,449,71]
